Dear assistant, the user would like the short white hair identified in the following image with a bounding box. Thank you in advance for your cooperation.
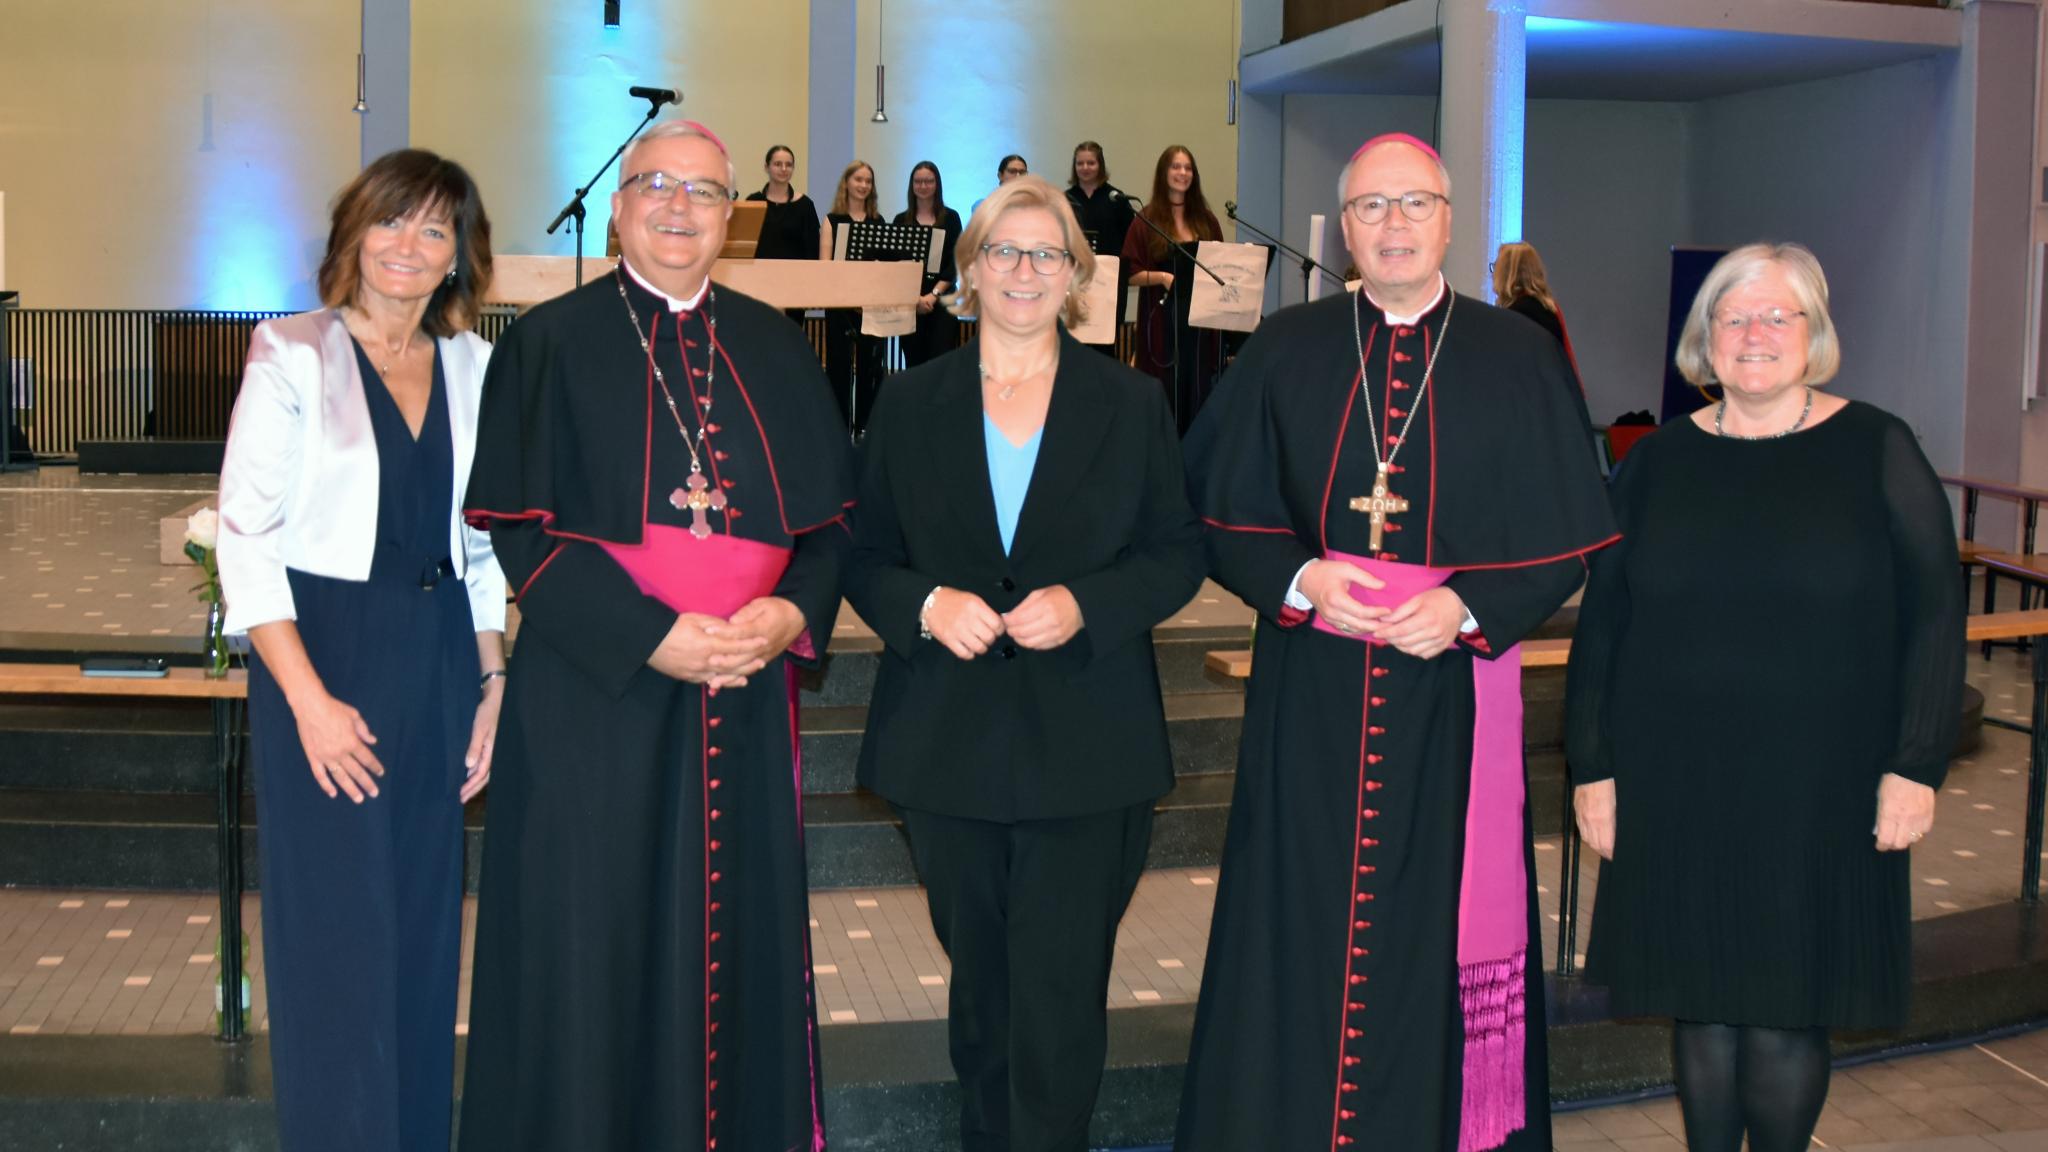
[1674,242,1840,389]
[1335,141,1453,208]
[621,119,736,193]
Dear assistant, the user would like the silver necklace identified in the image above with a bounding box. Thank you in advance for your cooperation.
[979,351,1057,402]
[1348,287,1454,552]
[617,271,728,537]
[1715,386,1812,439]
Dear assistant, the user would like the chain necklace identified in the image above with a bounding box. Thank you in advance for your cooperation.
[1715,386,1812,439]
[1347,285,1455,552]
[979,349,1058,401]
[617,270,728,537]
[1351,286,1455,473]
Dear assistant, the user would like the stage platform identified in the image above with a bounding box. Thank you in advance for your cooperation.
[4,467,2046,1151]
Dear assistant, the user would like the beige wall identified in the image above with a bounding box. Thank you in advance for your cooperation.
[412,0,811,260]
[0,0,358,309]
[849,0,1240,221]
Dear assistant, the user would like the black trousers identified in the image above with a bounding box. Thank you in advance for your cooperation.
[898,802,1154,1152]
[825,310,885,433]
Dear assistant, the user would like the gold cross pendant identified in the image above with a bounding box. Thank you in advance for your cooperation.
[669,471,728,539]
[1347,463,1409,552]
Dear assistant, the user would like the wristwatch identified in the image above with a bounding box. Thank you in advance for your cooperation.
[918,586,940,641]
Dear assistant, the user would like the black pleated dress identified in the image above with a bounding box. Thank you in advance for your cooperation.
[1565,400,1963,1029]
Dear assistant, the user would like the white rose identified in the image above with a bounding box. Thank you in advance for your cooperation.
[185,507,220,550]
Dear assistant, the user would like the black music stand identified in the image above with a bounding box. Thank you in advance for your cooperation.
[834,220,937,431]
[0,292,30,473]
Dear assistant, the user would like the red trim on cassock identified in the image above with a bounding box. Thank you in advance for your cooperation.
[1448,533,1622,573]
[1459,628,1493,655]
[1423,323,1437,567]
[677,311,731,538]
[714,325,836,537]
[515,543,566,602]
[1329,643,1380,1149]
[1317,359,1367,557]
[1276,603,1312,629]
[1201,517,1298,535]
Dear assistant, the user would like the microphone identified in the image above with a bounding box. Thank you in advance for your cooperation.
[1109,187,1141,206]
[1224,200,1238,217]
[629,85,680,107]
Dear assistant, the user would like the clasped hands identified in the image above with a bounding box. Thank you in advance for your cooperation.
[1299,558,1465,660]
[647,596,806,689]
[924,585,1083,661]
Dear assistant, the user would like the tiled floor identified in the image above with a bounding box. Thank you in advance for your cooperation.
[1554,1031,2048,1150]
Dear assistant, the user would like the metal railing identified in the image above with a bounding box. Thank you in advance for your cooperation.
[3,307,1140,458]
[3,308,519,456]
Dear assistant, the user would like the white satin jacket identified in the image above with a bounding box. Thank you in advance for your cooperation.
[216,308,507,635]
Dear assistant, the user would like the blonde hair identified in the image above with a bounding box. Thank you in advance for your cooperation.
[1674,242,1840,389]
[1492,242,1556,312]
[948,175,1096,328]
[830,161,878,218]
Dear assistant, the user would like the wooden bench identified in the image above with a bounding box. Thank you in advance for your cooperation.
[0,664,251,1041]
[1204,608,2048,933]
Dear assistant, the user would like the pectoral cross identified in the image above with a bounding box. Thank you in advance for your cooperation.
[1347,463,1409,552]
[670,471,727,539]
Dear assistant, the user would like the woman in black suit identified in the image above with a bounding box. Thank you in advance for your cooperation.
[847,175,1204,1152]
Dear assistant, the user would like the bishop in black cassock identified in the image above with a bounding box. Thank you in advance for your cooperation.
[457,122,851,1151]
[1176,135,1614,1151]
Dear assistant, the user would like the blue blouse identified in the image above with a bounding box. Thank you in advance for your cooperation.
[984,414,1044,554]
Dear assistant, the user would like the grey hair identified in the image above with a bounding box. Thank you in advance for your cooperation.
[1336,140,1453,208]
[620,119,737,193]
[1674,242,1840,389]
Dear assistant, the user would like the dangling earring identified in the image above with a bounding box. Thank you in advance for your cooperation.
[444,266,457,285]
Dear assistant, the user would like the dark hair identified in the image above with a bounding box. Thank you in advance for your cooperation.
[1069,141,1108,188]
[764,144,795,166]
[904,161,946,222]
[1138,145,1221,261]
[317,149,492,338]
[997,154,1028,178]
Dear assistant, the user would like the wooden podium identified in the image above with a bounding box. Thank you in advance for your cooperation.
[489,255,921,312]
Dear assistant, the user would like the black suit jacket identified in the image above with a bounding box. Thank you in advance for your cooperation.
[847,334,1205,822]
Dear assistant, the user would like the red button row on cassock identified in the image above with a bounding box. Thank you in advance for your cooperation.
[1336,678,1392,1146]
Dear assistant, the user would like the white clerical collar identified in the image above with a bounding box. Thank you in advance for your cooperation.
[621,260,710,313]
[1365,274,1447,326]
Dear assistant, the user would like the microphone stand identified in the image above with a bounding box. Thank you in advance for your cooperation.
[1223,202,1347,305]
[1125,202,1224,434]
[546,97,668,288]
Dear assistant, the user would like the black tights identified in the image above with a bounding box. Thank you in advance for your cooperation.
[1672,1021,1831,1152]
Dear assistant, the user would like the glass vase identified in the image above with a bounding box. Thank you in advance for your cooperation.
[203,599,230,679]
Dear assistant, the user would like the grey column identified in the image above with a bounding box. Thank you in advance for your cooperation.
[809,0,858,210]
[1437,0,1526,302]
[360,0,410,166]
[1959,0,2041,540]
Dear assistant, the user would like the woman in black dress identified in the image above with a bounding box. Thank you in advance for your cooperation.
[1564,242,1962,1152]
[1492,240,1582,394]
[217,150,505,1151]
[744,143,821,261]
[1119,145,1224,435]
[821,159,885,434]
[892,160,963,367]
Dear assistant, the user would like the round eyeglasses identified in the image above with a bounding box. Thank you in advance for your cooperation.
[1713,308,1807,333]
[980,244,1072,275]
[1344,190,1448,225]
[622,171,734,207]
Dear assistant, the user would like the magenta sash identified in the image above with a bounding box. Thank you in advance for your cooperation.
[1313,551,1528,1152]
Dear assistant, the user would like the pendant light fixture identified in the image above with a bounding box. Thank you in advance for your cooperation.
[871,0,889,123]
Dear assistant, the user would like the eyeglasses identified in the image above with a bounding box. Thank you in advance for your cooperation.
[1713,308,1806,333]
[621,171,734,207]
[980,244,1072,275]
[1344,190,1448,225]
[1002,167,1027,178]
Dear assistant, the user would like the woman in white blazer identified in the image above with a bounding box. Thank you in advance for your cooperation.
[216,149,503,1152]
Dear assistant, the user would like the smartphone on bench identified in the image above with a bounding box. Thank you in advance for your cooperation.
[81,657,170,678]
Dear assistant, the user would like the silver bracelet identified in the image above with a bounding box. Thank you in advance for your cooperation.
[918,586,941,641]
[478,669,507,690]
